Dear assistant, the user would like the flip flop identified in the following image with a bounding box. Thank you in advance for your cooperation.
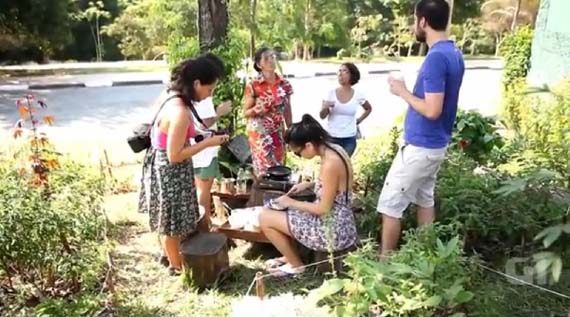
[268,263,305,277]
[168,267,182,276]
[264,257,287,269]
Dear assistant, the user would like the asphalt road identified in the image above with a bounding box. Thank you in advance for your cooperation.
[0,69,501,163]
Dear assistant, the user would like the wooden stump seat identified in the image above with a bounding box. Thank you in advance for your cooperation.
[180,232,229,289]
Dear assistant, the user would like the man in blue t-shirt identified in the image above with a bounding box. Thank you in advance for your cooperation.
[377,0,465,256]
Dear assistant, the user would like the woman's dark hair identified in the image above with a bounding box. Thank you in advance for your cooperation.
[285,114,330,148]
[202,52,226,77]
[342,62,360,85]
[169,54,223,102]
[415,0,450,31]
[253,47,272,72]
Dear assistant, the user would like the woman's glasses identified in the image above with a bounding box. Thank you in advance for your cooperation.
[291,145,304,157]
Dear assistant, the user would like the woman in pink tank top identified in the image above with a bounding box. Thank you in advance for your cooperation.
[138,53,230,275]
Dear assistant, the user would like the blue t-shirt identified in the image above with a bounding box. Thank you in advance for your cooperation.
[404,40,465,149]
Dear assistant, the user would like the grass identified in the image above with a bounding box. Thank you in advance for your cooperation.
[104,191,328,317]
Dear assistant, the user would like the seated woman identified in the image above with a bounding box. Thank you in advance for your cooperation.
[258,114,358,276]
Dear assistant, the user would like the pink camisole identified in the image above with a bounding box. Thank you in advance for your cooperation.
[151,103,196,150]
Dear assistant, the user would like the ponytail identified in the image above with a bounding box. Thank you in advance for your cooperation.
[285,114,330,147]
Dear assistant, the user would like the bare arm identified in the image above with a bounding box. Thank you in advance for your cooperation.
[356,100,372,124]
[284,96,292,128]
[320,101,333,119]
[243,94,258,118]
[165,102,226,163]
[399,90,444,120]
[286,160,340,216]
[390,52,446,120]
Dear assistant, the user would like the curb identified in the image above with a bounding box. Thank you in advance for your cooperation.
[28,82,86,90]
[0,65,502,91]
[112,79,165,87]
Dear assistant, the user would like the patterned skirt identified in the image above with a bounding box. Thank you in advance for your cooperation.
[138,148,199,237]
[287,193,358,252]
[248,128,285,176]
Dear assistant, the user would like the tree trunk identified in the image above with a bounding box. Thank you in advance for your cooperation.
[198,0,229,52]
[303,0,312,60]
[511,0,522,32]
[249,0,257,58]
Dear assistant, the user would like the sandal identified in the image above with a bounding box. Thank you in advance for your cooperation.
[168,267,182,276]
[268,263,305,277]
[264,257,287,269]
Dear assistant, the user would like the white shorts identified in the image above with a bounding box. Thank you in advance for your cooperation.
[377,144,447,219]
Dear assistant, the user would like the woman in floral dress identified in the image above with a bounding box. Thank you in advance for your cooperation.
[138,54,229,275]
[243,47,293,177]
[258,115,358,276]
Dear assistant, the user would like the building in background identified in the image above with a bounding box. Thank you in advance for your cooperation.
[528,0,570,87]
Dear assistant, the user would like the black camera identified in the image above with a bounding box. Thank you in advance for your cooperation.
[194,129,229,143]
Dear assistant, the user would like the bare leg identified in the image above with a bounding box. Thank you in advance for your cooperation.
[195,177,214,228]
[380,214,401,257]
[162,235,182,269]
[259,208,304,267]
[416,205,435,226]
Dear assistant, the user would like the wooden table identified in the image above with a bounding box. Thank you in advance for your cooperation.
[210,188,272,243]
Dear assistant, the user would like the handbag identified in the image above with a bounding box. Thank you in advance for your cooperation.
[127,94,187,153]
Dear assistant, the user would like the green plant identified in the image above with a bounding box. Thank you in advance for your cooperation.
[532,220,570,284]
[0,157,108,302]
[517,80,570,187]
[310,224,477,316]
[452,109,504,165]
[499,25,533,88]
[434,152,568,260]
[12,94,58,186]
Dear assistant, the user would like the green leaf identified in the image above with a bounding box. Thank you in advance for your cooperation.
[562,223,570,234]
[450,313,466,317]
[483,134,495,143]
[540,226,562,248]
[551,257,563,282]
[455,291,474,304]
[423,295,442,307]
[534,258,552,275]
[493,179,527,196]
[533,251,556,261]
[308,278,346,302]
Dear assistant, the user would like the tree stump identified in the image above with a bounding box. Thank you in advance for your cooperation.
[180,232,229,289]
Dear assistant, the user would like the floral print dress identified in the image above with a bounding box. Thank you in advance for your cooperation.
[287,179,358,252]
[245,74,293,176]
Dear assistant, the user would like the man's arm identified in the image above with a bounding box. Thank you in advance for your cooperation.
[389,52,447,120]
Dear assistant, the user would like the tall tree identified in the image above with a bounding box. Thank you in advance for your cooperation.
[198,0,229,51]
[0,0,76,62]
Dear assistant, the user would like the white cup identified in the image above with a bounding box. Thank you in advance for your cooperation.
[389,71,404,81]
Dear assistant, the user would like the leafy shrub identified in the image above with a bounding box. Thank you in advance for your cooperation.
[500,78,528,132]
[500,26,533,88]
[0,157,108,299]
[518,81,570,186]
[452,110,504,165]
[435,152,568,259]
[310,224,478,317]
